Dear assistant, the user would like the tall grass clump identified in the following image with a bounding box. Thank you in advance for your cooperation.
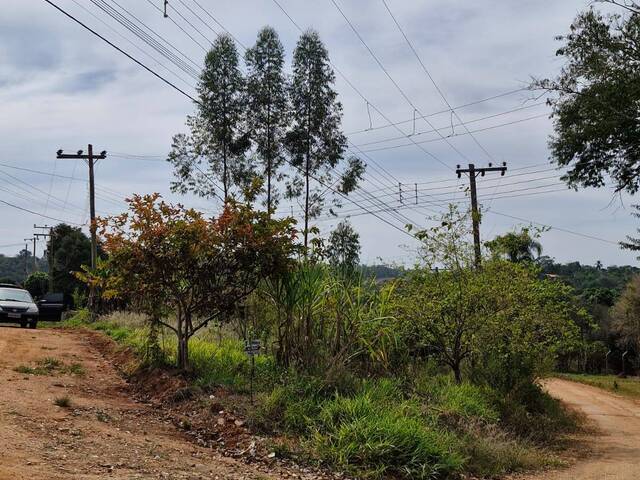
[312,384,463,479]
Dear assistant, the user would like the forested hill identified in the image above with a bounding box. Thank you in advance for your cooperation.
[0,251,48,284]
[359,264,405,280]
[537,256,639,297]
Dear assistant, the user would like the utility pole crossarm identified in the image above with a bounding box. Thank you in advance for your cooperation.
[455,162,508,269]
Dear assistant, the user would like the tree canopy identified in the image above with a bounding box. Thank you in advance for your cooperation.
[538,2,640,194]
[95,193,297,369]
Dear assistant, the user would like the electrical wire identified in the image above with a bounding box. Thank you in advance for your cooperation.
[43,0,199,104]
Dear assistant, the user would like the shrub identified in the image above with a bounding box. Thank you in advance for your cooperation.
[416,375,499,424]
[312,391,463,479]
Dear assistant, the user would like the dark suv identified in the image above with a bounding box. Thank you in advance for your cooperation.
[0,284,39,328]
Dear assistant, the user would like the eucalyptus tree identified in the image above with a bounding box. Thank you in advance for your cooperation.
[245,27,289,213]
[327,219,361,274]
[286,30,364,252]
[168,34,252,203]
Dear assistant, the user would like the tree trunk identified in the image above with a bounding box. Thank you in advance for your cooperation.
[452,361,462,384]
[177,334,189,371]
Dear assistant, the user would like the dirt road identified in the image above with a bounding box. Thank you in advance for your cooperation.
[0,327,321,480]
[518,378,640,479]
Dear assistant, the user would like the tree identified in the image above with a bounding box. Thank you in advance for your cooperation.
[286,30,364,252]
[485,228,543,263]
[245,27,289,213]
[24,272,49,299]
[537,3,640,194]
[168,34,252,203]
[48,224,92,296]
[326,220,361,273]
[611,274,640,355]
[96,193,297,370]
[620,204,640,257]
[398,207,580,386]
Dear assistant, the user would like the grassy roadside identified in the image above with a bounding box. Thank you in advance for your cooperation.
[51,311,580,479]
[558,373,640,400]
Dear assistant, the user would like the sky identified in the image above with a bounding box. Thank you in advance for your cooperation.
[0,0,636,267]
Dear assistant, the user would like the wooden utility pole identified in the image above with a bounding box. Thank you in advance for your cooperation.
[34,226,52,289]
[56,145,107,317]
[24,237,37,272]
[456,162,507,268]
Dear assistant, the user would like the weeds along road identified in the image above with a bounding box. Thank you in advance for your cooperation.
[515,378,640,480]
[0,327,320,480]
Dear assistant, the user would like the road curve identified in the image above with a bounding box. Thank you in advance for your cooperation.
[519,378,640,479]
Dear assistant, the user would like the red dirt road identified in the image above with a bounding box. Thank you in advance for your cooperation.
[517,378,640,479]
[0,327,319,480]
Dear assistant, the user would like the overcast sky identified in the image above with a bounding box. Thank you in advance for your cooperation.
[0,0,636,266]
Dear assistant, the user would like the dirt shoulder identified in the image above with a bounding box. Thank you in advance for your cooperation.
[513,378,640,480]
[0,326,324,480]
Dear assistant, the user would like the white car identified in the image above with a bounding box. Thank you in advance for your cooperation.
[0,284,39,329]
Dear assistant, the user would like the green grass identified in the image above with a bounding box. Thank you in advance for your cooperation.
[14,357,85,377]
[559,373,640,400]
[58,310,572,479]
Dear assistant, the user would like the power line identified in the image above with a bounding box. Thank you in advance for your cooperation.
[143,0,208,52]
[380,0,497,163]
[352,102,547,148]
[92,0,201,77]
[271,0,454,172]
[345,87,531,136]
[0,198,85,226]
[488,211,619,245]
[359,113,549,154]
[71,0,196,89]
[43,0,200,104]
[330,0,472,164]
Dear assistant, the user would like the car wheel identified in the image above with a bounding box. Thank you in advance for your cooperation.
[28,321,37,329]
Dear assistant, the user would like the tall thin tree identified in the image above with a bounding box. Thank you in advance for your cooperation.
[245,27,288,213]
[168,34,251,203]
[286,30,364,252]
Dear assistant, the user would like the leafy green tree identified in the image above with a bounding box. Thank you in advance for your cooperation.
[169,34,252,203]
[47,224,91,296]
[611,274,640,354]
[286,30,364,251]
[399,207,581,386]
[537,3,640,193]
[326,220,361,273]
[245,26,289,213]
[485,228,543,263]
[24,271,49,299]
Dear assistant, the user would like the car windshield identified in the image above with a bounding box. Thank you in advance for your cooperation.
[0,288,33,303]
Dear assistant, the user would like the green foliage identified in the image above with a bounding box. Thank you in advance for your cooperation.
[0,250,48,284]
[485,227,543,263]
[312,392,463,479]
[326,220,361,274]
[285,30,363,249]
[610,274,640,353]
[169,34,251,202]
[48,224,92,296]
[415,375,499,424]
[538,4,640,193]
[245,26,289,212]
[24,271,49,299]
[91,193,297,370]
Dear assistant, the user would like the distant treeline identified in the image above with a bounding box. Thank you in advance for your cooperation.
[0,250,48,284]
[536,256,639,299]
